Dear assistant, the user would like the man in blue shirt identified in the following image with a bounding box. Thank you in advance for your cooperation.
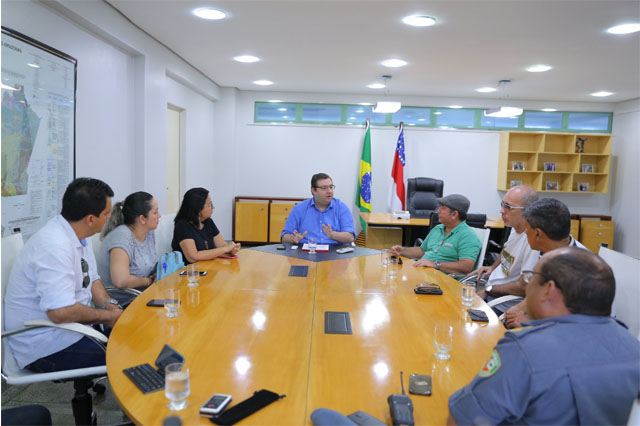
[448,247,640,425]
[281,173,356,245]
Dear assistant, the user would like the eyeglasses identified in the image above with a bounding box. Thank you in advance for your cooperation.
[315,185,335,191]
[521,270,561,289]
[81,258,90,288]
[501,201,525,211]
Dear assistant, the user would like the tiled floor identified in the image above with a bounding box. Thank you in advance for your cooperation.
[1,379,129,425]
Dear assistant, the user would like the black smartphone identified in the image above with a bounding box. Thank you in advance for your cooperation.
[179,270,208,276]
[276,244,286,250]
[146,299,180,307]
[408,373,432,396]
[154,344,185,371]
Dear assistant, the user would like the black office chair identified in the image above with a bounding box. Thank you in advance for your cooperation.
[466,213,487,229]
[406,177,443,246]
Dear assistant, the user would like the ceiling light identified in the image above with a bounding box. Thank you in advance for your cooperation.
[590,91,613,97]
[541,108,557,112]
[27,63,40,68]
[484,106,524,118]
[381,59,407,68]
[402,15,437,27]
[418,118,426,121]
[606,23,640,34]
[253,80,273,86]
[526,64,552,73]
[358,102,374,106]
[193,7,226,20]
[367,83,385,89]
[448,105,463,109]
[267,100,282,103]
[373,101,401,114]
[476,87,497,93]
[355,109,364,113]
[283,116,289,118]
[349,117,356,120]
[1,84,17,91]
[277,108,287,111]
[434,112,442,115]
[234,55,260,63]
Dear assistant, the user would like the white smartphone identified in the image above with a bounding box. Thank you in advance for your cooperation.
[200,393,232,417]
[336,247,354,254]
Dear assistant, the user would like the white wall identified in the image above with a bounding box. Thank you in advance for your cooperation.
[610,99,640,258]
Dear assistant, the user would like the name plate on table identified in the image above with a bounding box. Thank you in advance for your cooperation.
[394,210,411,220]
[302,243,330,252]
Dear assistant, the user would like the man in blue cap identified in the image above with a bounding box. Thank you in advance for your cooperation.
[447,247,640,425]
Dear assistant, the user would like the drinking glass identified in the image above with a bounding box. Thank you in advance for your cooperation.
[434,324,453,360]
[380,249,391,268]
[165,363,190,411]
[186,263,199,287]
[164,287,180,318]
[461,284,476,306]
[387,256,399,279]
[308,237,317,254]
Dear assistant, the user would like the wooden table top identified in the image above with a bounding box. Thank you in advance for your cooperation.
[106,249,505,425]
[361,212,505,229]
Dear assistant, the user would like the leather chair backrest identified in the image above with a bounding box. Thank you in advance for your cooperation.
[407,178,444,218]
[466,213,487,229]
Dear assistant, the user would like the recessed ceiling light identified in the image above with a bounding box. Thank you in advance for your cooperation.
[475,87,497,93]
[277,108,287,111]
[402,15,437,27]
[541,108,557,112]
[606,23,640,34]
[526,64,552,73]
[193,7,226,20]
[381,58,407,68]
[27,63,40,68]
[267,100,282,103]
[253,80,273,86]
[590,91,613,97]
[448,105,463,109]
[358,102,373,106]
[367,83,385,89]
[233,55,260,63]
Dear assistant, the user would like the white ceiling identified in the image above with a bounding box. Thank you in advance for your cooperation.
[108,0,640,103]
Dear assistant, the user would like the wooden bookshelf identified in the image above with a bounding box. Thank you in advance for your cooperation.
[498,132,611,193]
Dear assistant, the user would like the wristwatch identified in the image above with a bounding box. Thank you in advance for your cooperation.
[435,260,442,270]
[485,285,494,296]
[102,298,121,310]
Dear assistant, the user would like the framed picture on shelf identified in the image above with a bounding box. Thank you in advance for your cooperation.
[511,161,525,171]
[510,180,523,188]
[543,162,556,171]
[581,163,594,173]
[545,181,559,191]
[577,182,590,192]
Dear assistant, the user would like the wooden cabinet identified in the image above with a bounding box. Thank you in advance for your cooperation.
[269,202,297,242]
[234,200,269,242]
[233,197,304,244]
[579,220,614,253]
[498,132,611,193]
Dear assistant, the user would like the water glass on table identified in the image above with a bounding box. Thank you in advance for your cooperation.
[186,263,199,287]
[165,363,190,411]
[387,256,399,278]
[164,287,180,318]
[380,249,391,267]
[434,324,453,360]
[308,236,317,254]
[461,283,476,306]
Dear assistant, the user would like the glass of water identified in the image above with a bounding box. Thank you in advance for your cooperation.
[165,363,190,411]
[164,287,180,318]
[186,263,199,287]
[380,249,391,267]
[387,256,399,279]
[461,283,476,306]
[308,236,317,254]
[434,324,453,360]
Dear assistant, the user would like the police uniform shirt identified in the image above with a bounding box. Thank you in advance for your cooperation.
[448,314,640,425]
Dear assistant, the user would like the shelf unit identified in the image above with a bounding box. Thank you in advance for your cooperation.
[498,132,611,193]
[233,196,305,244]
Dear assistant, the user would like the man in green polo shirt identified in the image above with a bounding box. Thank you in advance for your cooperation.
[391,194,481,274]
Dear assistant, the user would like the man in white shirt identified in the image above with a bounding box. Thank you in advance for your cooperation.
[5,177,123,372]
[472,185,539,310]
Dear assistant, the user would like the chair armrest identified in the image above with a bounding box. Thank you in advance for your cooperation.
[487,295,522,308]
[108,288,141,297]
[21,320,108,343]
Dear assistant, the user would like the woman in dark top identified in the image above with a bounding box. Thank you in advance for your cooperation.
[171,187,240,263]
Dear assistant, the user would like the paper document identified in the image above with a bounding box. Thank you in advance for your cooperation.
[302,243,330,252]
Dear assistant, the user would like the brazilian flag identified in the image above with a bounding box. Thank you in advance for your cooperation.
[356,120,372,232]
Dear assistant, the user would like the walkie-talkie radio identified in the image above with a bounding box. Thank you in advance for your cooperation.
[387,371,414,426]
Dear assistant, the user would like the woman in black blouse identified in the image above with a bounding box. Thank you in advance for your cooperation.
[171,187,240,263]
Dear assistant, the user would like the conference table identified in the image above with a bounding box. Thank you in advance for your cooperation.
[106,247,505,425]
